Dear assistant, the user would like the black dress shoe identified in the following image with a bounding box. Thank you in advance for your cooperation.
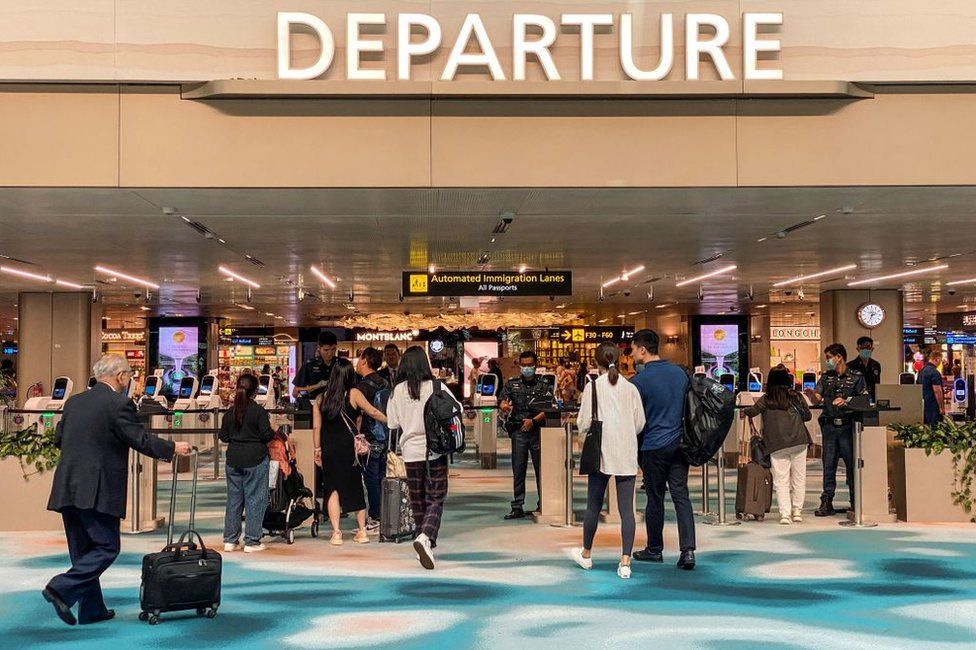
[504,509,526,520]
[79,609,115,625]
[677,550,696,571]
[42,587,76,626]
[632,548,664,563]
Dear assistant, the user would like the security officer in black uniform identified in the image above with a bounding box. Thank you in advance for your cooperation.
[805,343,868,517]
[500,350,554,520]
[292,331,340,407]
[847,336,882,399]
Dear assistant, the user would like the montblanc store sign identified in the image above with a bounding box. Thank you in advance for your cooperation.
[277,11,784,82]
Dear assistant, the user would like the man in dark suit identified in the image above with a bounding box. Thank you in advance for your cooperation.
[43,354,191,626]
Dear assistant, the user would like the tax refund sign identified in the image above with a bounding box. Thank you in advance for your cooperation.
[403,271,572,297]
[278,11,784,83]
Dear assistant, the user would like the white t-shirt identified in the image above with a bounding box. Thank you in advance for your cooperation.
[576,373,646,476]
[386,380,463,463]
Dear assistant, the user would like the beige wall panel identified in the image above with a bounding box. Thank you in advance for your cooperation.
[16,293,53,406]
[5,2,976,83]
[0,85,119,186]
[50,293,94,394]
[118,87,431,187]
[0,1,116,80]
[430,100,737,187]
[737,93,976,186]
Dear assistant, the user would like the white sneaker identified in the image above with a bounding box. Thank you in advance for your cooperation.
[330,531,343,546]
[780,517,792,525]
[792,509,803,523]
[223,542,239,552]
[366,518,380,534]
[617,563,632,579]
[243,543,266,553]
[413,533,435,570]
[571,547,593,570]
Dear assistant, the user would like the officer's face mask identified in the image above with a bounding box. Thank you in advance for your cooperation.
[858,348,872,360]
[825,358,837,371]
[520,365,536,379]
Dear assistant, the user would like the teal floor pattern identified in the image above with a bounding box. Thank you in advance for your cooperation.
[2,458,975,649]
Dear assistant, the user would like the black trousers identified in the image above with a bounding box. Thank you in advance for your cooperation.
[511,430,541,510]
[821,424,855,504]
[47,507,120,623]
[641,441,696,553]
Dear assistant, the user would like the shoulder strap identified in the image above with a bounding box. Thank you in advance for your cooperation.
[432,378,442,393]
[590,377,599,421]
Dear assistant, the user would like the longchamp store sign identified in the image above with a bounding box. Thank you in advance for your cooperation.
[277,11,785,83]
[770,326,821,341]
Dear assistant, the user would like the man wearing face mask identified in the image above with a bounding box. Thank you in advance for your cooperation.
[847,336,881,399]
[804,343,868,517]
[44,355,191,626]
[499,350,554,520]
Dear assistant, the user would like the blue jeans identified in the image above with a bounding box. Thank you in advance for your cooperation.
[363,452,387,521]
[224,458,270,546]
[821,425,855,504]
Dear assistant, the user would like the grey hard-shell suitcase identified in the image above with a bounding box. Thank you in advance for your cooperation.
[379,477,415,543]
[735,461,773,521]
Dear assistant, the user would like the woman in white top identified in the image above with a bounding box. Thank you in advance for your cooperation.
[385,346,462,570]
[571,342,646,579]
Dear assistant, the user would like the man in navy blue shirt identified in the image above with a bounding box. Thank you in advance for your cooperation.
[630,329,696,570]
[917,347,945,425]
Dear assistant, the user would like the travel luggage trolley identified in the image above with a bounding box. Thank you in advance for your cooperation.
[263,424,317,544]
[139,450,222,625]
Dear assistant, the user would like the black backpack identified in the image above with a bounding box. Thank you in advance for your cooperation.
[423,380,466,456]
[681,374,735,466]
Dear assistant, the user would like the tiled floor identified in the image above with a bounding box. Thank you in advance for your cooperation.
[2,455,975,649]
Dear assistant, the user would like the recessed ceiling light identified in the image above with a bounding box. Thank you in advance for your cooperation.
[675,264,737,287]
[139,306,151,311]
[518,264,527,273]
[772,264,858,287]
[754,304,767,308]
[655,303,670,309]
[236,303,255,311]
[95,265,160,289]
[218,265,260,289]
[597,318,610,323]
[628,310,644,315]
[428,264,436,274]
[847,264,948,287]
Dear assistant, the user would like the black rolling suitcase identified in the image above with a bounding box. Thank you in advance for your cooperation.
[379,477,415,543]
[735,461,773,521]
[139,451,222,625]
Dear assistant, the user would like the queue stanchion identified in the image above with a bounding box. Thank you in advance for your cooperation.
[128,449,141,534]
[551,418,580,528]
[212,408,220,480]
[839,419,877,528]
[697,461,712,516]
[704,450,740,526]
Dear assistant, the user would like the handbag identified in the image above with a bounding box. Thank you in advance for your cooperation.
[385,424,408,479]
[747,418,770,468]
[578,380,603,475]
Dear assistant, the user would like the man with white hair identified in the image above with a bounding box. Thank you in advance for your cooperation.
[43,354,191,626]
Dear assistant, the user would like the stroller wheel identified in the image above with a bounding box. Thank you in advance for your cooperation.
[310,521,320,538]
[286,529,295,545]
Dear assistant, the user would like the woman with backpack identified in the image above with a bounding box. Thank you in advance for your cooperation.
[571,343,646,579]
[219,374,275,553]
[313,359,388,545]
[386,346,464,570]
[742,366,813,525]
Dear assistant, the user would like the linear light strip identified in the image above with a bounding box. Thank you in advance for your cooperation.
[219,265,260,289]
[675,264,738,287]
[54,279,86,289]
[602,265,645,288]
[1,265,52,283]
[847,264,948,287]
[95,265,161,289]
[310,265,337,289]
[772,264,858,287]
[946,276,976,287]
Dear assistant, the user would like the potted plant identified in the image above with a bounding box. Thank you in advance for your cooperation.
[0,375,61,481]
[891,420,976,523]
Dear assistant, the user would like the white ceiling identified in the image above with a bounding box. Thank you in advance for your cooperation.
[0,185,973,331]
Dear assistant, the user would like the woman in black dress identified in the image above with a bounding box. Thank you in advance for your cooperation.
[313,359,387,545]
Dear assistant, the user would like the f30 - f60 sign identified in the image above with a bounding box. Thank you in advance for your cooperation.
[278,12,784,82]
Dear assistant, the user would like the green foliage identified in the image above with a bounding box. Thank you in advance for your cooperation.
[892,420,976,522]
[0,423,61,481]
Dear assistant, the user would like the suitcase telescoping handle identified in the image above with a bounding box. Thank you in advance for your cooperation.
[166,447,200,547]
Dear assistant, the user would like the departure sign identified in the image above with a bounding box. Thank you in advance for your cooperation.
[557,326,634,343]
[402,271,572,297]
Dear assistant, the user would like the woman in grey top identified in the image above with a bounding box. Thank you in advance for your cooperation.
[743,366,812,525]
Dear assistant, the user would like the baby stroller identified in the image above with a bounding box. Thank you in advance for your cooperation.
[263,425,318,543]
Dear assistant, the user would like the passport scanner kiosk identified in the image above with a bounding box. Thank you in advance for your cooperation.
[473,374,500,469]
[171,376,200,442]
[24,376,73,432]
[255,373,276,409]
[952,377,968,413]
[139,370,169,431]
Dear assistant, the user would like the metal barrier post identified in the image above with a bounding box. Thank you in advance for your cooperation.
[212,408,220,480]
[128,449,141,534]
[705,450,740,526]
[697,461,712,516]
[551,419,579,528]
[840,420,877,528]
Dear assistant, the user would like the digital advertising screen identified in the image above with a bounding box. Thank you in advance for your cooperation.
[692,316,749,391]
[158,326,202,397]
[463,341,498,399]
